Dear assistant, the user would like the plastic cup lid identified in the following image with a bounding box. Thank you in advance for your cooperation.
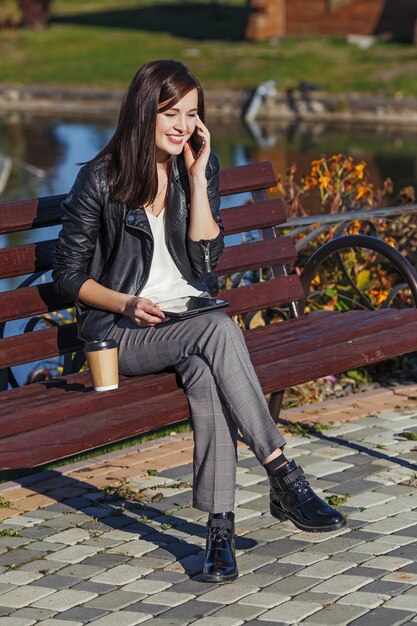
[84,339,118,352]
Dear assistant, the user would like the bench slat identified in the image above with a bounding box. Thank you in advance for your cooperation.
[218,276,304,316]
[249,308,417,362]
[256,318,417,393]
[3,308,417,468]
[0,388,189,468]
[0,371,180,437]
[0,162,276,234]
[0,240,56,279]
[0,283,73,324]
[219,162,276,196]
[0,276,305,367]
[0,195,64,234]
[221,200,286,233]
[0,323,81,369]
[217,238,297,274]
[2,236,297,280]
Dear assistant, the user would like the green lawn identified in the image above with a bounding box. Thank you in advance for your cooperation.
[1,1,417,94]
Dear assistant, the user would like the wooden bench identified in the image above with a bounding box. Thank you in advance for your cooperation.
[2,161,417,471]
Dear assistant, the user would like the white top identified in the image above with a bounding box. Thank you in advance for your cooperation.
[139,209,202,303]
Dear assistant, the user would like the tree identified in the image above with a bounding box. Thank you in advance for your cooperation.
[18,0,50,28]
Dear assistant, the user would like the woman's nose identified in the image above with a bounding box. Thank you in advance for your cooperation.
[174,116,192,134]
[173,117,185,131]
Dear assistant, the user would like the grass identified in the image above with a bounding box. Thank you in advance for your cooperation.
[0,528,21,538]
[324,493,350,507]
[397,431,417,441]
[2,1,417,94]
[281,421,333,437]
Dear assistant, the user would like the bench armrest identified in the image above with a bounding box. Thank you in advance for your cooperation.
[300,234,417,312]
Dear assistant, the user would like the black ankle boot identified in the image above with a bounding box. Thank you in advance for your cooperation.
[201,511,238,583]
[268,460,346,532]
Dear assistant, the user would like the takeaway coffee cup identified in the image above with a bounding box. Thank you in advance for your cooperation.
[85,339,119,392]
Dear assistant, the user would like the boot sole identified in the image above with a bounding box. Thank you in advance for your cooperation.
[201,569,239,583]
[270,502,347,533]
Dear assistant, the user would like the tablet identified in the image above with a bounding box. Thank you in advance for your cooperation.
[157,296,229,318]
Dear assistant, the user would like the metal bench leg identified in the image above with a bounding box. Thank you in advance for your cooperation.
[0,369,8,392]
[269,391,285,424]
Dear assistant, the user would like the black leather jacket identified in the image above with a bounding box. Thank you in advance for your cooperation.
[52,151,224,342]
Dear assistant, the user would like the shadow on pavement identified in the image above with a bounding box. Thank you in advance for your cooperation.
[8,469,257,579]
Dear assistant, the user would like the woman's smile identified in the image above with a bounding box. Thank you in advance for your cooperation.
[166,134,185,145]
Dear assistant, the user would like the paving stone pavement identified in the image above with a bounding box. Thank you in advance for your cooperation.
[1,386,417,625]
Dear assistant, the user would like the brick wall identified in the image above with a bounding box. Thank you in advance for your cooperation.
[286,0,417,42]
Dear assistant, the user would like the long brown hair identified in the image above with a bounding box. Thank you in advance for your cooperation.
[93,59,205,207]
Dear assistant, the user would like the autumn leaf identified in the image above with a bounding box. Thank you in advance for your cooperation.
[356,270,371,290]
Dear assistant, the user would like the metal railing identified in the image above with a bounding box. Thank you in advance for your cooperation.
[274,204,417,252]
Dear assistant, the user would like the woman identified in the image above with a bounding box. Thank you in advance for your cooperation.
[53,59,345,584]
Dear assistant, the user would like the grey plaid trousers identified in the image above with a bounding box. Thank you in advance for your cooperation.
[107,311,286,512]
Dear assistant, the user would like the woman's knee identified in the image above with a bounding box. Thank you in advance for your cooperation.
[202,311,243,340]
[177,354,214,390]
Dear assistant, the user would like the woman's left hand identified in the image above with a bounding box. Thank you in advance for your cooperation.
[183,116,210,180]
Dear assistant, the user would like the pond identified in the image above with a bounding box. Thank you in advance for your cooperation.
[1,113,417,385]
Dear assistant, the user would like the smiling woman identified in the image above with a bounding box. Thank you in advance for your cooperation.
[52,58,345,585]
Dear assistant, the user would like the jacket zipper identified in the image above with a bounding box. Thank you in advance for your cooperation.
[200,240,212,273]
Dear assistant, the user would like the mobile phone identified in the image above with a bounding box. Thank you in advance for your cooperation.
[189,129,205,158]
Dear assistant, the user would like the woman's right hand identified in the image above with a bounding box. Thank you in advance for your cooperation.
[123,296,166,326]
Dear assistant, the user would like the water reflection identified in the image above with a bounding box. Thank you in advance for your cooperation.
[2,113,417,205]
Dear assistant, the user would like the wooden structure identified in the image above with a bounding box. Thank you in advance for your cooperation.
[245,0,417,43]
[2,161,417,470]
[245,0,286,42]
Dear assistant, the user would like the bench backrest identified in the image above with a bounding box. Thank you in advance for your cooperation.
[0,162,304,389]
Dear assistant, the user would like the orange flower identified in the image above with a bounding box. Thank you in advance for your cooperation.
[270,181,284,194]
[355,183,373,201]
[350,220,361,235]
[302,175,317,191]
[354,162,366,180]
[318,173,331,191]
[310,275,322,289]
[343,158,354,172]
[310,158,325,177]
[276,153,377,218]
[369,289,389,306]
